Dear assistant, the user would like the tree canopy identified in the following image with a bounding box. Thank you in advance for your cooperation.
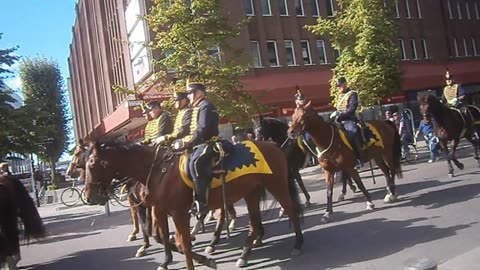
[144,0,265,125]
[306,0,401,108]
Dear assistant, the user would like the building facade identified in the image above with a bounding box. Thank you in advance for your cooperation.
[68,0,480,142]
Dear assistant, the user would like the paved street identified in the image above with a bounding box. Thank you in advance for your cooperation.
[18,143,480,270]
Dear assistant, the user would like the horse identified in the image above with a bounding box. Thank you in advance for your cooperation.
[84,141,303,270]
[253,116,358,204]
[0,175,45,270]
[67,144,154,257]
[418,94,480,176]
[288,100,402,222]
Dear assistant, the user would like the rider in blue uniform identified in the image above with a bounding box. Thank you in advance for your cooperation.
[172,82,220,216]
[331,77,363,168]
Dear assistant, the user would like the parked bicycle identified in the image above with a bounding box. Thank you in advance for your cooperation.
[60,178,131,207]
[60,179,88,207]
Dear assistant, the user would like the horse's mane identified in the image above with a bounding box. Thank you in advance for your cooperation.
[93,141,153,155]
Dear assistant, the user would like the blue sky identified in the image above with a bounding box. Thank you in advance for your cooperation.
[0,0,77,93]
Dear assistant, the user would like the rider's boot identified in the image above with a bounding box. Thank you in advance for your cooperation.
[190,177,210,217]
[351,135,364,169]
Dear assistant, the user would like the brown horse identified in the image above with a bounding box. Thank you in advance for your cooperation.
[418,94,480,176]
[0,175,45,270]
[288,101,402,222]
[84,141,303,270]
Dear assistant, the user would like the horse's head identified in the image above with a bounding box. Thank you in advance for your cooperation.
[418,94,443,117]
[66,141,88,178]
[84,142,119,205]
[288,100,314,137]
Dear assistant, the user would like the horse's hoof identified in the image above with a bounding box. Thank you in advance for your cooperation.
[338,193,345,202]
[279,208,285,218]
[448,173,454,178]
[366,202,375,210]
[236,258,248,268]
[351,185,358,193]
[127,234,137,242]
[384,194,397,203]
[321,213,330,223]
[228,218,237,231]
[156,267,168,270]
[304,201,311,208]
[135,247,147,257]
[205,211,215,222]
[458,163,464,170]
[207,258,217,269]
[291,248,303,256]
[253,239,263,248]
[205,246,215,254]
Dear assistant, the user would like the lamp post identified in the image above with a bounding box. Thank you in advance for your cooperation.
[31,136,54,207]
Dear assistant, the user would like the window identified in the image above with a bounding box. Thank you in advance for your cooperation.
[261,0,272,16]
[447,0,453,18]
[405,0,411,18]
[410,39,417,59]
[326,0,335,17]
[284,40,297,66]
[300,40,312,65]
[207,46,221,61]
[312,0,320,16]
[266,41,280,67]
[421,39,429,59]
[244,0,254,16]
[453,37,459,57]
[399,39,407,60]
[463,38,470,56]
[416,0,422,18]
[296,0,305,16]
[333,48,341,61]
[475,2,480,19]
[473,37,478,56]
[250,41,262,68]
[466,2,471,19]
[279,0,288,16]
[457,0,462,19]
[316,40,328,64]
[394,0,400,18]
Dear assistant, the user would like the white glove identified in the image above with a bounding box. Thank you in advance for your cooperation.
[173,139,185,150]
[448,98,458,105]
[154,136,167,145]
[330,111,339,119]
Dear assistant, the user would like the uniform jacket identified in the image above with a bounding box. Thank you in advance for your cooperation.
[443,83,465,106]
[181,98,219,147]
[336,89,358,122]
[143,112,173,144]
[167,107,193,141]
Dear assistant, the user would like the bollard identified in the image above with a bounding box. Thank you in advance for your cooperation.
[104,202,111,216]
[404,257,437,270]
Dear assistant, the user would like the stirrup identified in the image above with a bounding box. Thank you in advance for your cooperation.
[189,201,201,218]
[355,159,363,169]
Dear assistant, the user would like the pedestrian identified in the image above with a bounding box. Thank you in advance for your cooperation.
[1,162,12,176]
[415,114,440,163]
[385,110,394,122]
[231,135,239,145]
[398,110,414,159]
[246,133,254,141]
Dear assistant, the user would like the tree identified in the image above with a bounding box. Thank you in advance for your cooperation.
[0,33,19,89]
[306,0,401,108]
[19,58,69,184]
[144,0,265,126]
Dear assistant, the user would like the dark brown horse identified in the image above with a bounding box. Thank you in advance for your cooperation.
[418,94,480,176]
[288,101,402,222]
[84,141,303,270]
[0,175,45,270]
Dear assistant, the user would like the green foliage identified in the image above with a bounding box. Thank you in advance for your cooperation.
[0,33,20,89]
[19,58,69,183]
[145,0,265,126]
[306,0,401,108]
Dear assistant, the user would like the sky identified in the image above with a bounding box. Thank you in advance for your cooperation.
[0,0,78,160]
[0,0,77,93]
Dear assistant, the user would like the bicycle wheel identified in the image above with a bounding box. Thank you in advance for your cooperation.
[60,187,81,207]
[110,184,131,207]
[403,144,418,164]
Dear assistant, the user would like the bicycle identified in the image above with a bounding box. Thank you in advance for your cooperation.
[402,143,418,164]
[60,180,88,207]
[108,178,132,208]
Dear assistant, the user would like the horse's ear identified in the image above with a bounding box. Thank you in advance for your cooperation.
[304,100,312,108]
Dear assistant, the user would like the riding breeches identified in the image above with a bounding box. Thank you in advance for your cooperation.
[189,143,215,183]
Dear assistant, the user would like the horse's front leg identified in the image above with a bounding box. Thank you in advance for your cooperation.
[338,171,347,202]
[127,197,139,241]
[236,195,261,268]
[152,207,174,270]
[134,206,150,257]
[294,170,311,207]
[205,208,226,254]
[451,139,464,170]
[321,170,334,223]
[441,141,455,177]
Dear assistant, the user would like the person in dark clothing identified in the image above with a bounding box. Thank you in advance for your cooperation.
[171,82,220,216]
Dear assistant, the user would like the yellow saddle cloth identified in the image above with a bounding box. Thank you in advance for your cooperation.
[179,141,273,189]
[338,122,384,151]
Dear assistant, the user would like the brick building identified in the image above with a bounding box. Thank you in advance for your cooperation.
[67,0,480,142]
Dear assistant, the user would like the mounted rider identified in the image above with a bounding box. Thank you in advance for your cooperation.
[330,77,363,168]
[141,100,173,145]
[443,69,467,113]
[171,82,220,216]
[155,83,193,146]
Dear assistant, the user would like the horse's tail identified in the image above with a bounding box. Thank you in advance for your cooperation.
[12,176,45,241]
[385,121,403,179]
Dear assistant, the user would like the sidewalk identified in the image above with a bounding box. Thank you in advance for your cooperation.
[438,246,480,270]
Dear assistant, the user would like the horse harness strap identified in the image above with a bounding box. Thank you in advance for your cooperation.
[316,125,336,158]
[145,146,175,195]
